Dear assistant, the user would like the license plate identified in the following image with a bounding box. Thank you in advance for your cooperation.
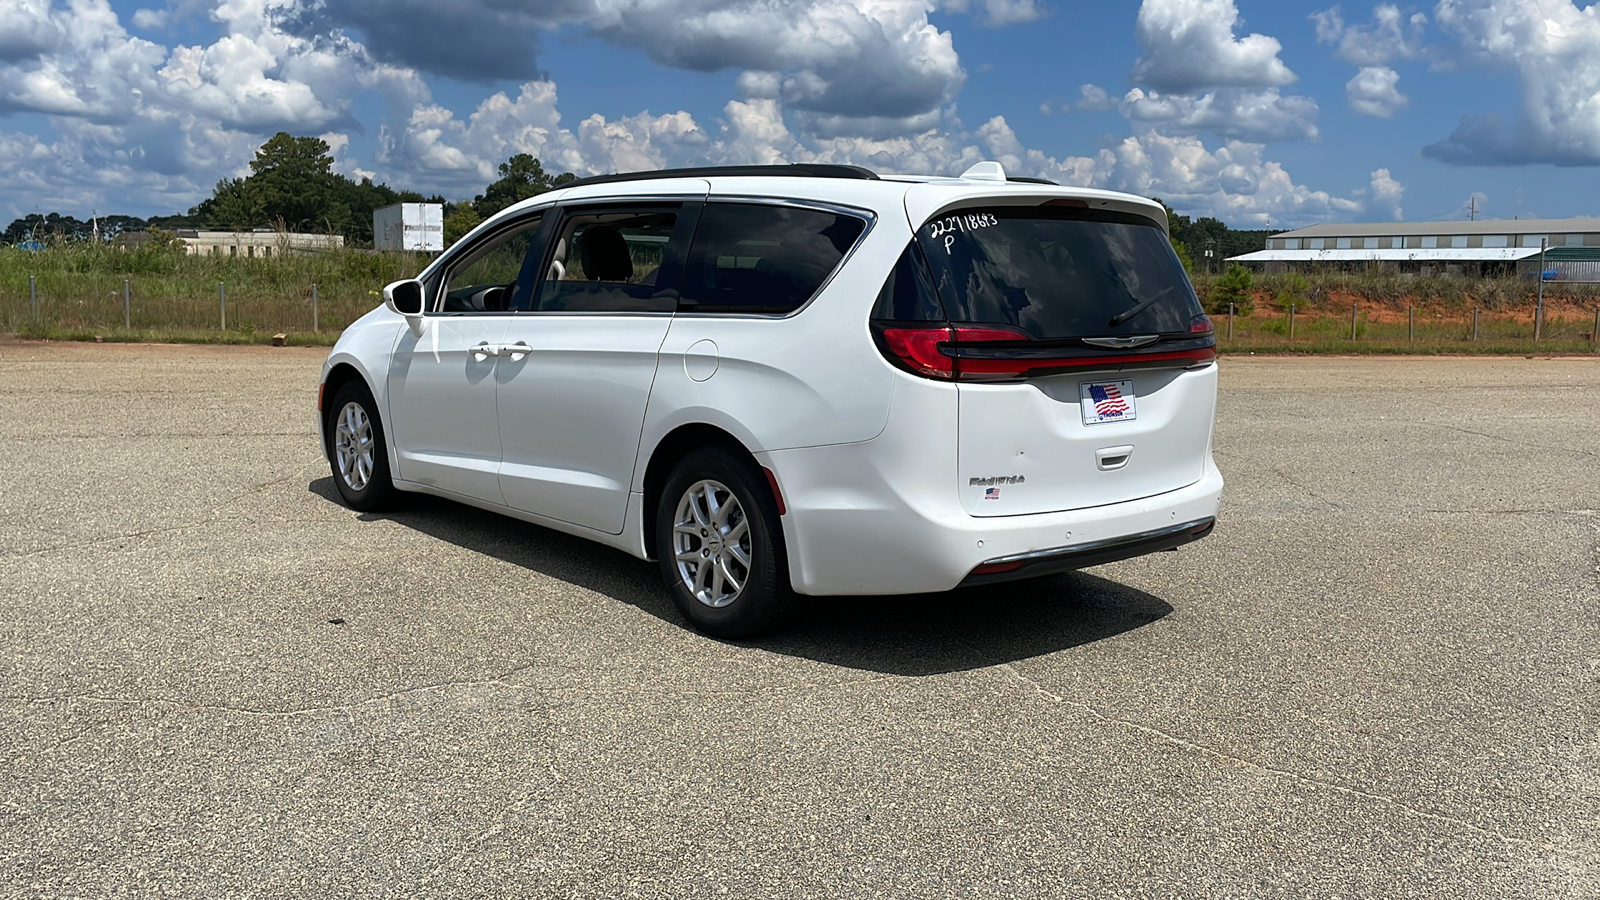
[1080,379,1137,425]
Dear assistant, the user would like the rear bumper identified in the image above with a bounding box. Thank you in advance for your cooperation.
[760,439,1224,596]
[958,517,1215,587]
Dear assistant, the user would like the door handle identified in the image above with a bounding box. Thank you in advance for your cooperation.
[471,341,499,361]
[1096,445,1134,471]
[502,341,531,361]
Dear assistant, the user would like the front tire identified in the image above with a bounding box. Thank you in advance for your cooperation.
[656,446,790,639]
[328,381,398,512]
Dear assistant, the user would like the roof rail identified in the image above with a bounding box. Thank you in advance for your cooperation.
[1008,176,1059,186]
[560,163,880,190]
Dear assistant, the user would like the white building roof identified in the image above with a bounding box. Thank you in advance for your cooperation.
[1228,248,1543,263]
[1271,218,1600,239]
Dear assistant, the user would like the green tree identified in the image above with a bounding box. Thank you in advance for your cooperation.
[185,133,442,245]
[246,133,337,231]
[193,177,263,229]
[473,153,577,218]
[443,202,482,247]
[1173,241,1197,279]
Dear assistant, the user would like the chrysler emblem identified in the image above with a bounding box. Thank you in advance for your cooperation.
[1082,335,1160,349]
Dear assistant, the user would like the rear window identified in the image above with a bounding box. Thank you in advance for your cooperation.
[914,206,1201,338]
[680,203,867,314]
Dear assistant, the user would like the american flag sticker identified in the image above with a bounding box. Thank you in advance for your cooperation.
[1080,380,1137,425]
[984,487,1001,500]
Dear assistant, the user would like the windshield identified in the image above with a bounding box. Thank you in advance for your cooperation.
[914,206,1202,338]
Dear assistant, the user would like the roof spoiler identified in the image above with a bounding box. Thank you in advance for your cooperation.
[960,161,1058,186]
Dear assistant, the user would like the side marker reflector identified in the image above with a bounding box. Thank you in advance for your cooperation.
[762,467,787,516]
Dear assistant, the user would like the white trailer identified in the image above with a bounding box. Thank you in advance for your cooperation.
[373,202,444,252]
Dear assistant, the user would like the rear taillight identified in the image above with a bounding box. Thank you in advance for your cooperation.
[876,324,1215,382]
[879,326,955,378]
[1190,314,1213,334]
[877,324,1029,381]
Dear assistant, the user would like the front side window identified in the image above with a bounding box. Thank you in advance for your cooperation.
[680,203,867,314]
[438,214,545,313]
[535,206,684,313]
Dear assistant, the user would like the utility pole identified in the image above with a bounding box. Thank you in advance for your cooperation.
[1469,196,1476,222]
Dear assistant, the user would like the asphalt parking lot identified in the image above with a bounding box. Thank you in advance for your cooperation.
[0,340,1595,897]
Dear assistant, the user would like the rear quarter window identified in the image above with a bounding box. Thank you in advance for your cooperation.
[680,203,867,314]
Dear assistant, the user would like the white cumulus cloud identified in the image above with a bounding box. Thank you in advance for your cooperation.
[1077,84,1115,112]
[1346,66,1408,118]
[1312,4,1428,66]
[1131,0,1297,93]
[1124,0,1318,145]
[1122,87,1320,142]
[1426,0,1600,166]
[1368,167,1404,218]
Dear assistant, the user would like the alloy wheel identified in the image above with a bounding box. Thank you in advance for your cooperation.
[672,479,752,608]
[334,401,375,492]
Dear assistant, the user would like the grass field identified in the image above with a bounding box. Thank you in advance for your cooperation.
[0,242,425,340]
[3,242,1598,354]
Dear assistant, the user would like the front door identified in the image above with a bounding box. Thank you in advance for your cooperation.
[384,210,549,504]
[387,316,508,502]
[495,199,701,534]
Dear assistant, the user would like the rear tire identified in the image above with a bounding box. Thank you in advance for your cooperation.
[328,381,399,512]
[655,446,790,639]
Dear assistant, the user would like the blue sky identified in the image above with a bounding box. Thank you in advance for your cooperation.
[1,0,1597,229]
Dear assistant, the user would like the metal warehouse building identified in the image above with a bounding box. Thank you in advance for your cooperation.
[1229,217,1600,280]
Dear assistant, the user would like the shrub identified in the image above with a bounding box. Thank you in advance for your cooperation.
[1206,264,1254,316]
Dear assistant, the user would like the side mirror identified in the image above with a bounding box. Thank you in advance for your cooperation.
[383,279,426,336]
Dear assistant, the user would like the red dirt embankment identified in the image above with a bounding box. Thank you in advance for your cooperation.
[1256,289,1597,325]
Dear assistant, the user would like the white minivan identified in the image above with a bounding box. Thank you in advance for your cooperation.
[318,162,1222,637]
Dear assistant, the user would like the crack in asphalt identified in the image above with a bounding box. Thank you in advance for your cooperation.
[979,655,1593,865]
[1,672,896,719]
[1421,508,1599,516]
[1413,420,1600,461]
[3,464,322,560]
[1268,466,1347,512]
[1,431,309,441]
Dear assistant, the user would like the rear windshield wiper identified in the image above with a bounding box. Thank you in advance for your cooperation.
[1107,284,1174,328]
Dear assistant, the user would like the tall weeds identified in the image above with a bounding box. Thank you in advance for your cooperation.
[0,241,429,334]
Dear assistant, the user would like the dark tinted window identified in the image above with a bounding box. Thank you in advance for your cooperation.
[534,207,682,313]
[872,242,944,321]
[916,207,1202,338]
[681,203,866,314]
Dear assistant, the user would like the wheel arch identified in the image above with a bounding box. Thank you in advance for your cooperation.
[320,362,371,459]
[641,423,778,562]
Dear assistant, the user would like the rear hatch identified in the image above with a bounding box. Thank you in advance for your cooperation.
[876,192,1216,517]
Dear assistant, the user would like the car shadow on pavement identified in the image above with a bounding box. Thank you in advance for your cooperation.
[311,478,1175,677]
